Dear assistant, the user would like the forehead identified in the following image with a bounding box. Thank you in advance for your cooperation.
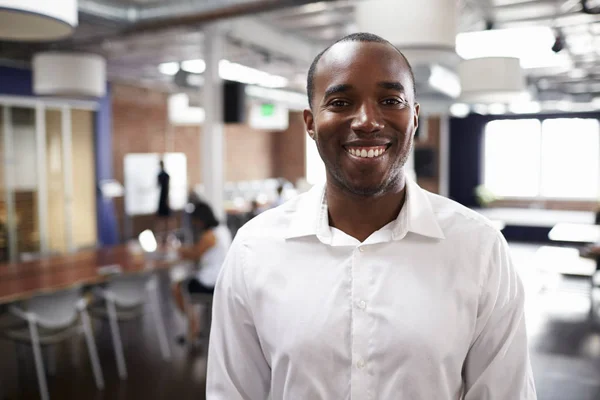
[314,41,412,93]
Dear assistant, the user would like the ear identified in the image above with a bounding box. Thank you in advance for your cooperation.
[303,108,316,140]
[413,103,420,135]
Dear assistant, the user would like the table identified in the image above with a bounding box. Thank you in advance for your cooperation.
[548,223,600,244]
[533,246,596,277]
[473,208,595,228]
[0,245,185,306]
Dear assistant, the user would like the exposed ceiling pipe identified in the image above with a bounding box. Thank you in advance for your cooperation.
[70,0,331,48]
[496,11,582,26]
[124,0,335,35]
[492,0,566,9]
[78,0,132,22]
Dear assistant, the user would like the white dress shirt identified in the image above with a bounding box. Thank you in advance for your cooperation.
[207,178,537,400]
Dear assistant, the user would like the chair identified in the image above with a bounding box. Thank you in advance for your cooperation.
[89,273,171,380]
[182,279,214,344]
[0,288,104,400]
[0,303,26,399]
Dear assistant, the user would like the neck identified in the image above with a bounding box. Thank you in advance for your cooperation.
[326,176,407,243]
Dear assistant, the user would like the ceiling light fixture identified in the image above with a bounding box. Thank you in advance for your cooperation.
[456,26,572,70]
[581,0,600,14]
[355,0,459,67]
[33,52,107,98]
[158,59,288,88]
[0,0,77,41]
[509,101,541,114]
[459,57,528,104]
[449,103,470,118]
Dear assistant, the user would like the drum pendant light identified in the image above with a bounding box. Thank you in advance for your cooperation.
[33,52,107,98]
[355,0,459,66]
[0,0,78,41]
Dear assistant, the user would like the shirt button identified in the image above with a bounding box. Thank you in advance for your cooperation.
[357,300,367,310]
[359,247,365,252]
[357,359,366,369]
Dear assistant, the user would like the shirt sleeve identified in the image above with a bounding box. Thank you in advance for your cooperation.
[206,237,271,400]
[463,233,537,399]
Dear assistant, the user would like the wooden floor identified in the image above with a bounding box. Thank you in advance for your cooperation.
[3,244,600,399]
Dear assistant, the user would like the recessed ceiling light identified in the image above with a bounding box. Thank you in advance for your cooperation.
[569,69,588,79]
[158,62,179,76]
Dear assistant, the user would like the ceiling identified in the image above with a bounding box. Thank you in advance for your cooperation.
[1,0,600,110]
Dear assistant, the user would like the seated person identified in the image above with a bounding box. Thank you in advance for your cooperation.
[172,201,232,345]
[246,199,262,221]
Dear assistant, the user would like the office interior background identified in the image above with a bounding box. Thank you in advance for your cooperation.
[1,0,600,399]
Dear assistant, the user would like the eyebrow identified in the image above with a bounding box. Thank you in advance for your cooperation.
[323,84,353,98]
[378,81,405,92]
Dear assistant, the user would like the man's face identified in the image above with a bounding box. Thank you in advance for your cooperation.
[304,41,419,197]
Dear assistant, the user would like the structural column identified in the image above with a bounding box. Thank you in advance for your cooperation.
[438,115,450,197]
[202,23,225,220]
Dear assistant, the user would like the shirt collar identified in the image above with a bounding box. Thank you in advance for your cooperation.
[284,177,445,242]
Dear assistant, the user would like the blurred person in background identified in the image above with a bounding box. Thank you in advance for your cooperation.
[247,199,262,221]
[206,32,536,399]
[172,200,231,346]
[272,183,285,208]
[156,159,171,241]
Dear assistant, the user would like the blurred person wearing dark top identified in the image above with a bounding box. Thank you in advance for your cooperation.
[272,184,285,208]
[247,199,261,221]
[172,201,231,346]
[156,160,171,239]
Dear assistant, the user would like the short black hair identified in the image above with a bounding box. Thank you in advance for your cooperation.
[191,201,219,230]
[306,32,416,109]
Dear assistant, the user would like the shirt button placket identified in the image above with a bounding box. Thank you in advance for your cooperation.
[351,245,370,399]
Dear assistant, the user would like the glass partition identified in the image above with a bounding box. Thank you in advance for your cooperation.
[0,103,98,262]
[70,109,97,250]
[0,107,7,262]
[45,108,67,253]
[11,107,40,260]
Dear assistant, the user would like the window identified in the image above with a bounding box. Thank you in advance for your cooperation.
[484,119,541,198]
[540,119,599,199]
[484,118,600,199]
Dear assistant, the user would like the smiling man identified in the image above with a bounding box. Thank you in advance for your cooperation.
[206,33,537,399]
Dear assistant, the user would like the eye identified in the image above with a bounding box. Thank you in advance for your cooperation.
[381,98,406,106]
[328,99,350,108]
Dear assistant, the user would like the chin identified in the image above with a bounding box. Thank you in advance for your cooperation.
[342,180,389,197]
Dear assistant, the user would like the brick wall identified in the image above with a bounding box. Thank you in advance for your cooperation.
[273,112,307,185]
[111,83,307,239]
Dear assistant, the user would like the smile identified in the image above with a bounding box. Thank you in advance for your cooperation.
[344,144,390,159]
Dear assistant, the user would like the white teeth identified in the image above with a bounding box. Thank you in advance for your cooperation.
[347,147,387,158]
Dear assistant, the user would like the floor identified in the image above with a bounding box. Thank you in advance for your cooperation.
[2,243,600,399]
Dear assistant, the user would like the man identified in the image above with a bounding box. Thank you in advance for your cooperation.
[207,33,537,399]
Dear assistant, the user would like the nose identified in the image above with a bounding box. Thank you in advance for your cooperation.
[351,101,384,134]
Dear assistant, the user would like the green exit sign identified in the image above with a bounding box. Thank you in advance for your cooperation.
[260,103,275,116]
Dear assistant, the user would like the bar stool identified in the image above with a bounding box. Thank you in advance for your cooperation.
[0,287,104,400]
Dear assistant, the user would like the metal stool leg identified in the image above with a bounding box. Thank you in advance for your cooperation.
[81,309,105,390]
[149,280,172,361]
[106,298,128,380]
[28,320,50,400]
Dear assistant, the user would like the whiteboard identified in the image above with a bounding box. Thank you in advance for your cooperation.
[124,153,188,216]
